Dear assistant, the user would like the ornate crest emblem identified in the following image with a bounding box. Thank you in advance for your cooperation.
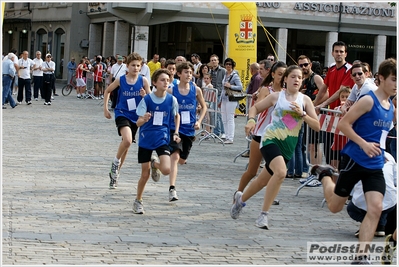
[235,14,256,44]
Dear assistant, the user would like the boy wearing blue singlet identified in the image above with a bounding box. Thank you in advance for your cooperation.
[134,69,181,214]
[167,62,207,202]
[312,58,396,264]
[104,52,151,189]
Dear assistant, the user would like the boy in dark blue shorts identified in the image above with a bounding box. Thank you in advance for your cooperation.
[167,62,207,201]
[134,69,181,214]
[103,52,151,189]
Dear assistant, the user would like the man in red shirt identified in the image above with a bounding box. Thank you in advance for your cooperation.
[314,41,355,165]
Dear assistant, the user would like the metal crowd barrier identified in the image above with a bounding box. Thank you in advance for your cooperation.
[196,87,225,145]
[296,107,345,196]
[233,94,253,163]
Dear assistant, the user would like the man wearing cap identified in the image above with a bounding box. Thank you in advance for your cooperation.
[17,50,35,105]
[32,51,44,101]
[110,55,127,108]
[2,53,17,109]
[42,53,56,105]
[147,53,161,78]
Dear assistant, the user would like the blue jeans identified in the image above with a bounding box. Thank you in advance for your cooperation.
[2,75,16,107]
[287,124,304,176]
[347,201,395,227]
[211,96,224,136]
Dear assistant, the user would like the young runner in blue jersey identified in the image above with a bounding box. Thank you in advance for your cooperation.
[167,62,207,202]
[103,52,151,189]
[312,58,396,264]
[134,69,181,214]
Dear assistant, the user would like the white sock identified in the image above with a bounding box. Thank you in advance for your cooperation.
[113,157,120,165]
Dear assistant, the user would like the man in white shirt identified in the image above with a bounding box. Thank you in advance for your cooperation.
[32,51,44,101]
[139,59,151,84]
[110,56,127,108]
[17,51,35,105]
[191,53,202,82]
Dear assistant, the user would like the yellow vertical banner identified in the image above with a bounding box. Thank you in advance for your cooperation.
[2,2,5,22]
[223,2,257,115]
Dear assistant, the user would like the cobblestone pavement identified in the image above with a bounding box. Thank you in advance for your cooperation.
[2,85,393,266]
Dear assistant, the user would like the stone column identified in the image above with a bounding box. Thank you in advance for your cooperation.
[113,20,129,56]
[101,22,114,57]
[373,35,387,73]
[325,32,338,67]
[88,23,102,58]
[224,25,229,61]
[133,26,149,60]
[275,28,287,63]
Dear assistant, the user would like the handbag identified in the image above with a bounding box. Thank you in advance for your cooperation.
[224,73,246,101]
[44,74,53,84]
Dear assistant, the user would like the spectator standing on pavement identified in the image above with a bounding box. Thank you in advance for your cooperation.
[139,58,151,83]
[220,58,243,144]
[191,53,202,82]
[230,65,320,229]
[246,63,262,95]
[147,54,161,78]
[266,53,275,62]
[2,53,17,109]
[49,55,58,97]
[195,64,210,89]
[3,49,18,94]
[42,54,56,105]
[67,57,76,85]
[167,62,207,202]
[103,52,151,189]
[339,63,378,115]
[160,57,166,69]
[110,56,127,108]
[314,41,354,165]
[32,51,44,101]
[134,69,181,214]
[76,59,89,98]
[312,58,396,264]
[93,56,105,99]
[209,54,226,138]
[175,56,186,64]
[296,55,327,181]
[105,56,116,89]
[17,51,35,105]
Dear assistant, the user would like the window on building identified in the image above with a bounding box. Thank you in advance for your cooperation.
[36,28,48,56]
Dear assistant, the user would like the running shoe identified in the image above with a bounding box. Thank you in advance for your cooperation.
[230,191,246,219]
[109,162,119,189]
[169,189,178,202]
[381,234,396,264]
[151,155,161,182]
[255,212,269,229]
[133,199,144,214]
